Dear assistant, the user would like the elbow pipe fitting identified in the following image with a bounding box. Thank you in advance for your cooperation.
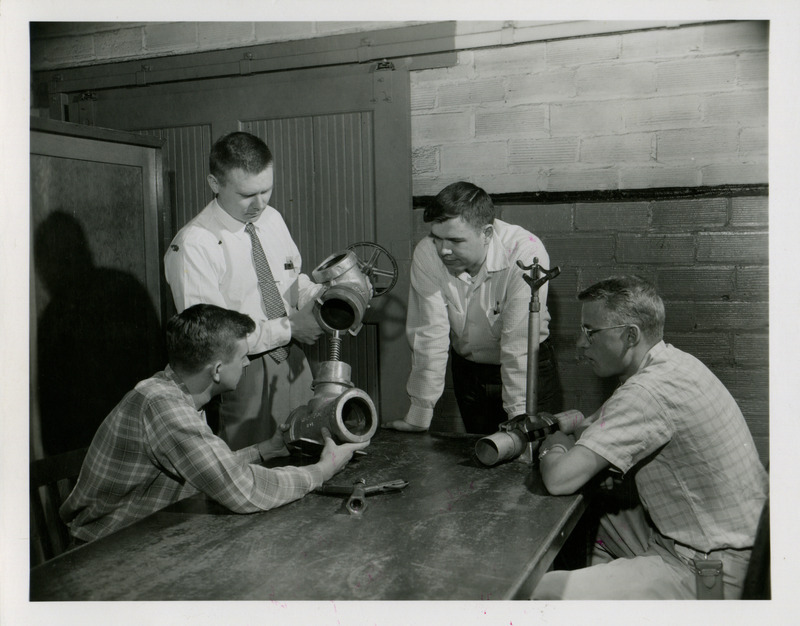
[281,361,378,447]
[312,250,373,336]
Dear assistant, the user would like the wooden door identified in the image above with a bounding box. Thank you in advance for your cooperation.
[87,62,413,422]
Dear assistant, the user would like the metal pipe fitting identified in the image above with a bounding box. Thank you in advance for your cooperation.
[281,361,378,447]
[312,250,373,335]
[474,429,528,466]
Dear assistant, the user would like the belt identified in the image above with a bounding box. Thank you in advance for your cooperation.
[668,536,751,568]
[453,338,554,365]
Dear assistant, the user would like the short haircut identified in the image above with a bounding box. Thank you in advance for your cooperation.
[423,181,495,230]
[578,275,665,341]
[166,304,255,373]
[209,132,273,184]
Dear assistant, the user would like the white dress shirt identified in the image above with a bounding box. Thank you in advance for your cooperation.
[405,219,551,429]
[164,199,321,354]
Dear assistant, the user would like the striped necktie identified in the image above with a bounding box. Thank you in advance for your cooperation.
[245,222,289,363]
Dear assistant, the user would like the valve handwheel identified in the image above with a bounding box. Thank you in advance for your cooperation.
[346,242,399,296]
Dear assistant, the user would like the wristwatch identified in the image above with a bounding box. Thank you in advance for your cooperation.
[538,443,568,460]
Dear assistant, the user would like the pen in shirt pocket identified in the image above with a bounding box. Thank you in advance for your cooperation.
[493,300,501,315]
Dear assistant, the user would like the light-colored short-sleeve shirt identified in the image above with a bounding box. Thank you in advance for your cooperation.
[577,341,768,552]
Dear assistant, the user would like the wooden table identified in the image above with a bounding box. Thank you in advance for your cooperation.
[30,430,584,601]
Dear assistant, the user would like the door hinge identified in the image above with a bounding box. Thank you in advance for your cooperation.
[372,59,395,103]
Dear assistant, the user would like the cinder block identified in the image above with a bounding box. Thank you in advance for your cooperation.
[656,56,737,93]
[702,90,767,126]
[475,106,547,137]
[580,133,655,164]
[736,266,769,301]
[668,302,769,332]
[544,168,620,192]
[620,166,700,189]
[736,400,770,435]
[542,234,616,265]
[33,34,95,66]
[411,146,439,176]
[199,22,253,46]
[438,78,506,108]
[657,127,740,163]
[546,35,621,67]
[440,141,507,174]
[473,42,546,76]
[731,196,768,227]
[620,26,703,60]
[549,299,582,334]
[701,161,768,186]
[551,101,625,136]
[657,266,735,300]
[650,198,728,231]
[739,127,768,157]
[623,95,703,131]
[580,265,658,291]
[412,177,447,197]
[506,70,577,103]
[703,21,769,52]
[509,137,578,166]
[412,112,471,144]
[575,202,650,231]
[547,264,579,298]
[411,85,437,111]
[737,52,769,86]
[471,172,549,194]
[697,232,768,263]
[617,234,696,265]
[714,365,769,399]
[734,333,769,364]
[667,333,733,364]
[95,27,144,60]
[576,62,656,97]
[500,204,574,233]
[145,23,198,50]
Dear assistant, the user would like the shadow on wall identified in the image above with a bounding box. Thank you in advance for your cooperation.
[33,211,165,456]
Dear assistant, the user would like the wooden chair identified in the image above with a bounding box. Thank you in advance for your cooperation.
[30,447,88,567]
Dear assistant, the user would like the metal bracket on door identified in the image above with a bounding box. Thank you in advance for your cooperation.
[372,59,395,103]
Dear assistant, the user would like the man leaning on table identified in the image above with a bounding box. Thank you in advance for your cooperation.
[385,181,561,435]
[531,276,768,600]
[60,304,368,544]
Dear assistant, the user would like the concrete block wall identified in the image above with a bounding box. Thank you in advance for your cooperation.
[411,21,768,195]
[415,192,769,465]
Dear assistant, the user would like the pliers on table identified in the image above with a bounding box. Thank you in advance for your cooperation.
[315,478,409,515]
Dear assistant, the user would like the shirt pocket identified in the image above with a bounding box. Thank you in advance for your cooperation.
[485,306,503,338]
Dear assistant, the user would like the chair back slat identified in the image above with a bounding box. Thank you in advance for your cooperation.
[30,447,88,567]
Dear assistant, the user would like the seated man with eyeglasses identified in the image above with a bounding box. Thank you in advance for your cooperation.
[532,275,767,600]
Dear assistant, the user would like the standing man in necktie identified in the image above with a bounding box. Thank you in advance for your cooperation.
[165,132,324,452]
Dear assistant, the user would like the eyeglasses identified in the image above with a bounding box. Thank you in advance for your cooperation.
[580,324,629,343]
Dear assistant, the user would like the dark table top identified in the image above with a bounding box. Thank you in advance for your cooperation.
[30,430,584,601]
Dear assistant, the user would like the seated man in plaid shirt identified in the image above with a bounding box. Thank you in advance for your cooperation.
[60,304,368,543]
[532,276,768,600]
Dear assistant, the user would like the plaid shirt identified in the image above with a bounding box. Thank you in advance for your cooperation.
[60,367,324,542]
[405,219,550,428]
[577,342,768,552]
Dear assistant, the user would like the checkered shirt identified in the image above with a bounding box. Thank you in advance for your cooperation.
[60,367,324,542]
[577,341,768,552]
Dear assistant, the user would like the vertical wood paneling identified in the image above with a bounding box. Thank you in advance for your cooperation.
[137,125,212,233]
[242,113,379,404]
